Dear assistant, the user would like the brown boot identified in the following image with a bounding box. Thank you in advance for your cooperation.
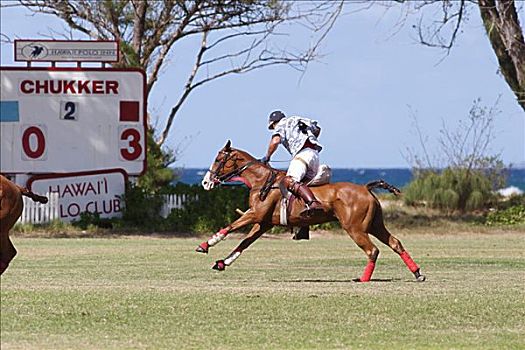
[290,182,325,217]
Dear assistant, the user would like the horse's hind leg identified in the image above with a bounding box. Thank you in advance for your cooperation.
[371,224,425,282]
[212,223,272,271]
[343,227,380,282]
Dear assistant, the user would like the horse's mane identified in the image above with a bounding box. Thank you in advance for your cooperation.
[231,147,285,174]
[231,147,256,161]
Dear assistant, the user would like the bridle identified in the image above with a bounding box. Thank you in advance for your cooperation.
[207,148,281,201]
[209,149,256,184]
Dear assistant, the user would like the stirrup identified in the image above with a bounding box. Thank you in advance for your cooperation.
[300,201,324,217]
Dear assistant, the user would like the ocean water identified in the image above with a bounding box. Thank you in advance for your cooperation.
[174,168,525,191]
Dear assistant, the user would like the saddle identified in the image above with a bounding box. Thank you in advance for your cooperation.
[280,164,331,226]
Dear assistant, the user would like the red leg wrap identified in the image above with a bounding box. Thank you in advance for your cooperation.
[400,251,419,273]
[198,241,209,251]
[360,260,376,282]
[207,228,230,247]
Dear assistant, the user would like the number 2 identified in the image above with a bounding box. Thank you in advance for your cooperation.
[64,102,76,119]
[60,101,78,120]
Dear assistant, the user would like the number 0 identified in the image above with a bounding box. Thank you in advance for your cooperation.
[22,126,46,159]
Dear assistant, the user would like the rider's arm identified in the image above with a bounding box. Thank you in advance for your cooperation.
[265,134,281,161]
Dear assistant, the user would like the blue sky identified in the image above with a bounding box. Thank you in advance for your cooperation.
[1,3,524,168]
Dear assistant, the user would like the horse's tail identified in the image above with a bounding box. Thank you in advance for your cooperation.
[17,186,48,204]
[366,179,401,197]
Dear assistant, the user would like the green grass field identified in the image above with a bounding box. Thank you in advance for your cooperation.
[1,232,524,349]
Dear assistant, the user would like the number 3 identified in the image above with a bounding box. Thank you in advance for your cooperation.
[120,128,143,161]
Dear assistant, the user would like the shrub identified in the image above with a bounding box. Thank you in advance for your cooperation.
[485,205,525,226]
[404,98,507,214]
[121,183,165,227]
[12,222,35,233]
[442,189,460,211]
[466,190,484,211]
[47,219,76,232]
[72,212,114,230]
[135,130,176,193]
[163,183,250,233]
[403,168,498,212]
[495,194,525,210]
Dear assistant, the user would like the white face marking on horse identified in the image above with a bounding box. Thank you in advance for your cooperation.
[201,158,217,191]
[201,170,214,191]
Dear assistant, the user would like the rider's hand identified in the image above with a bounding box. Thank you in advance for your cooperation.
[259,156,269,164]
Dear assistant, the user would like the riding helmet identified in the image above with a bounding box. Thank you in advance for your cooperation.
[268,110,285,129]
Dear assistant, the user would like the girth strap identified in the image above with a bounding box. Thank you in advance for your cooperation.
[259,169,278,201]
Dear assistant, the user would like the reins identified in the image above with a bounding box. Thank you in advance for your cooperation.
[216,160,256,183]
[210,149,281,201]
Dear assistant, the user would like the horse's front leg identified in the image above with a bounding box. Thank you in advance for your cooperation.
[195,209,255,253]
[213,223,272,271]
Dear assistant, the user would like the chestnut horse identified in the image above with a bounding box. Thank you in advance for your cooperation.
[197,141,425,282]
[0,175,48,275]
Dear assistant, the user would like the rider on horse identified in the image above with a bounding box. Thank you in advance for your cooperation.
[262,110,325,216]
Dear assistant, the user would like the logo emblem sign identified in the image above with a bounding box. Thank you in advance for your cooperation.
[21,43,48,59]
[14,40,119,62]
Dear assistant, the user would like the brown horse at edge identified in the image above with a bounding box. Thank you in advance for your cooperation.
[197,141,425,282]
[0,175,48,275]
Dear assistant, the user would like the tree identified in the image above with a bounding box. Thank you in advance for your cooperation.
[139,129,177,192]
[478,0,525,112]
[5,0,343,145]
[409,0,525,112]
[404,98,507,212]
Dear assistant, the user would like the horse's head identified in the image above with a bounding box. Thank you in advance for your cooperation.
[202,140,253,191]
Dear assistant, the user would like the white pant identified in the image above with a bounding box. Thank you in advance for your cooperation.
[286,148,319,182]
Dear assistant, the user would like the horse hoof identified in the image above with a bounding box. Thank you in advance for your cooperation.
[212,260,226,271]
[195,242,209,254]
[416,274,426,282]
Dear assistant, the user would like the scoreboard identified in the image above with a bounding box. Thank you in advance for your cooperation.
[0,67,146,175]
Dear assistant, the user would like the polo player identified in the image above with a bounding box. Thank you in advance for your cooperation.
[262,110,324,216]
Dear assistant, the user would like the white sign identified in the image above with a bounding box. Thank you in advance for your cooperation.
[15,40,119,62]
[28,170,126,222]
[0,67,146,175]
